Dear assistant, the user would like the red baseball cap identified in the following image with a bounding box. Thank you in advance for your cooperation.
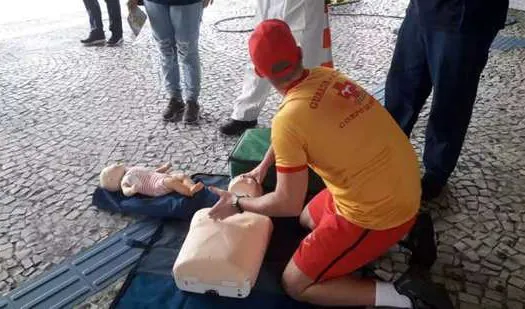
[249,19,302,79]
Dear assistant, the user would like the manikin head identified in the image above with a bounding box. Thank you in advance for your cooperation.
[248,19,305,94]
[99,163,126,191]
[228,175,264,198]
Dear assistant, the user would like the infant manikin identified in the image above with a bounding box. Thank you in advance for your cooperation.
[99,162,204,197]
[173,175,273,298]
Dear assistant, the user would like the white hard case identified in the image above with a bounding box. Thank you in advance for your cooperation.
[173,208,273,298]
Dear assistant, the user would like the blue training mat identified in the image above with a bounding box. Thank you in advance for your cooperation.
[371,84,385,105]
[490,35,525,51]
[0,220,160,309]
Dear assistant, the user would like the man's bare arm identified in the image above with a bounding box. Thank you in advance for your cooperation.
[238,168,308,217]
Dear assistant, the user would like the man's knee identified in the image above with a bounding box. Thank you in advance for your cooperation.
[281,270,305,301]
[281,260,312,301]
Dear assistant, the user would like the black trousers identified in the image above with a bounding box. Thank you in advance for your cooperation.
[385,12,498,185]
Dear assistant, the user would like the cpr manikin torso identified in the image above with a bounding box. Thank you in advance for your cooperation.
[173,176,272,298]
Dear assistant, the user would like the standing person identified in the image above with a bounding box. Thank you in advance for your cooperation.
[208,19,453,309]
[219,0,333,135]
[384,0,509,200]
[81,0,123,46]
[128,0,210,123]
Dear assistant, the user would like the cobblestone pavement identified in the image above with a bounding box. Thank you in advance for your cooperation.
[1,0,524,308]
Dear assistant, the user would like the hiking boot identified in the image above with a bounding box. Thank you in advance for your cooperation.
[399,212,437,270]
[421,174,445,201]
[219,119,257,135]
[163,98,184,122]
[395,266,454,309]
[183,101,200,123]
[80,32,106,46]
[107,33,123,46]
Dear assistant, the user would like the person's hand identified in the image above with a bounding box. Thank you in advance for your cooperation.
[241,164,268,185]
[127,0,139,11]
[203,0,213,8]
[208,186,239,220]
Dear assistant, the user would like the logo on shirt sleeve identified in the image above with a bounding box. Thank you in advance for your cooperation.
[333,81,359,99]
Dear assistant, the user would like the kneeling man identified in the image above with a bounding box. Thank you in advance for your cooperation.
[209,19,451,309]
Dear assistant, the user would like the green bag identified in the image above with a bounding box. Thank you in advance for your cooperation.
[228,128,325,195]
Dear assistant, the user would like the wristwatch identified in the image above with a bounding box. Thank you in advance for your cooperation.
[231,194,246,213]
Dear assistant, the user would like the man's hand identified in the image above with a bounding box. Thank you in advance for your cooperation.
[208,187,239,220]
[127,0,139,11]
[240,164,268,185]
[241,145,275,184]
[203,0,213,8]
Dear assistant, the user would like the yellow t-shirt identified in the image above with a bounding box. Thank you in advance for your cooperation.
[272,67,421,230]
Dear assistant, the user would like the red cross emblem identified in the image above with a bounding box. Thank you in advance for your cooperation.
[333,81,359,99]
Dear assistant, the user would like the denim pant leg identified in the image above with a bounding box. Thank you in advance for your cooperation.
[170,2,203,102]
[423,29,498,184]
[83,0,104,35]
[384,13,433,137]
[144,1,182,100]
[105,0,122,36]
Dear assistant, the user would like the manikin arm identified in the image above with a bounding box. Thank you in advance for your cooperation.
[122,183,139,197]
[155,163,172,174]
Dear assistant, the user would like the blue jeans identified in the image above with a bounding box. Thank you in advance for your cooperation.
[144,1,203,102]
[385,12,498,185]
[83,0,122,36]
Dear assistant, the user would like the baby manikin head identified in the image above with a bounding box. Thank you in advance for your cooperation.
[100,163,126,191]
[228,175,263,198]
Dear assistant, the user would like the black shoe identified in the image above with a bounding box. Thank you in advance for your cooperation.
[183,101,200,123]
[80,32,106,46]
[163,98,184,122]
[106,34,123,46]
[395,267,454,309]
[399,212,437,270]
[219,119,257,135]
[421,174,445,201]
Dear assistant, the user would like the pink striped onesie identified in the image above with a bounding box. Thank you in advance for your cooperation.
[121,167,171,197]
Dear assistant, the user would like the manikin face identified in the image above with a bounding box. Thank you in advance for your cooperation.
[228,175,263,198]
[99,163,126,191]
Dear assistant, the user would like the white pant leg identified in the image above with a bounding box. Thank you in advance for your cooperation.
[230,0,328,121]
[230,0,283,121]
[294,0,327,68]
[232,0,330,121]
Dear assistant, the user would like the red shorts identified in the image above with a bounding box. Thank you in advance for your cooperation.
[293,189,415,282]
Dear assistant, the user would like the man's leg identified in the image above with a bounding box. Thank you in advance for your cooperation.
[384,13,433,136]
[81,0,105,44]
[219,0,274,135]
[295,0,331,69]
[288,190,416,307]
[421,29,498,198]
[144,1,184,121]
[105,0,123,45]
[171,2,204,123]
